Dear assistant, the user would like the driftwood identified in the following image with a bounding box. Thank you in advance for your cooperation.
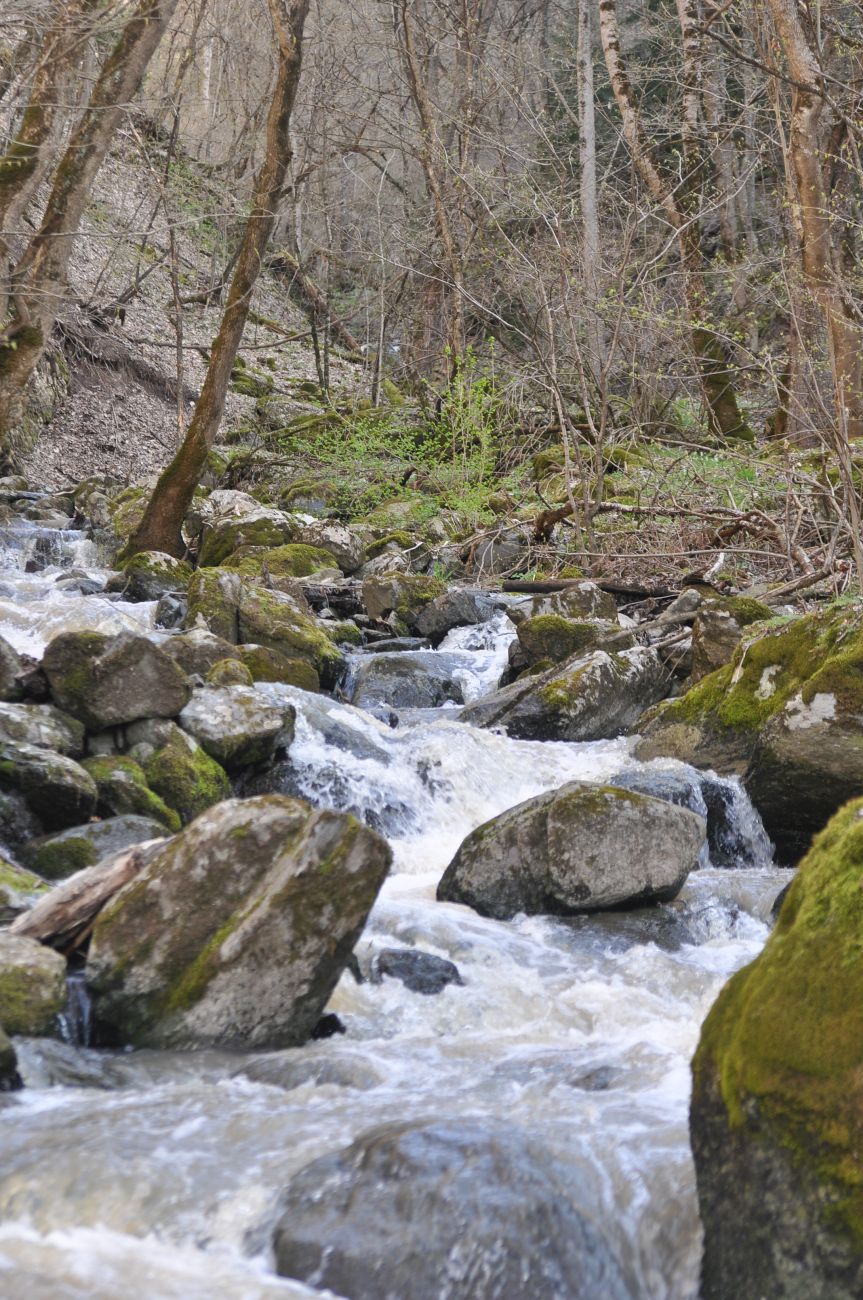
[501,578,677,599]
[10,839,166,955]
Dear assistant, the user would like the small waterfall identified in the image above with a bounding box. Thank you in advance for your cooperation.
[59,966,93,1048]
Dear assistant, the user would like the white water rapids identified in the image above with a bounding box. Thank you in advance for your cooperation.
[0,514,792,1299]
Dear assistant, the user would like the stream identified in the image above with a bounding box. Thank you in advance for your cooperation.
[0,511,792,1299]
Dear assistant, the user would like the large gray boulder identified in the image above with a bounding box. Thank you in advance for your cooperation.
[178,685,295,770]
[349,652,464,710]
[0,933,67,1036]
[460,647,667,741]
[0,701,84,755]
[0,741,97,831]
[437,780,705,919]
[299,519,365,574]
[509,582,619,624]
[43,631,191,730]
[107,551,193,602]
[22,814,167,880]
[414,589,499,644]
[272,1119,631,1300]
[86,795,391,1050]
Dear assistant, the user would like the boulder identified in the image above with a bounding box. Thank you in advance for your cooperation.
[236,585,343,685]
[160,627,239,678]
[460,647,667,742]
[178,685,295,771]
[82,755,181,831]
[0,933,67,1035]
[198,504,299,567]
[414,588,499,644]
[185,569,243,642]
[471,529,529,575]
[0,857,49,923]
[205,657,253,687]
[272,1119,630,1300]
[371,948,464,995]
[362,573,447,628]
[86,795,392,1050]
[0,701,84,755]
[509,582,619,624]
[43,631,191,730]
[107,551,193,602]
[142,725,231,824]
[516,615,625,666]
[635,606,863,861]
[437,780,704,919]
[23,814,168,880]
[0,634,23,702]
[223,542,337,581]
[299,520,365,574]
[185,487,260,536]
[0,741,96,831]
[0,1026,20,1091]
[349,652,464,710]
[237,643,320,691]
[691,796,863,1299]
[691,595,771,683]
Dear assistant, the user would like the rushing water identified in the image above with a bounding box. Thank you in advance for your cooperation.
[0,512,791,1298]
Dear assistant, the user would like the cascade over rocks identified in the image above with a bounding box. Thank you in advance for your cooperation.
[691,797,863,1299]
[178,685,295,770]
[86,795,392,1050]
[43,631,192,730]
[460,646,668,741]
[0,933,67,1036]
[437,780,705,919]
[272,1119,632,1300]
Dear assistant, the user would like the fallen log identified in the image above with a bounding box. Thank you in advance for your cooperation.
[501,579,677,599]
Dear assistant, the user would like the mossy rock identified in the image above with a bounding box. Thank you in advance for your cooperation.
[144,730,231,826]
[692,796,863,1297]
[198,509,299,568]
[516,615,623,666]
[107,487,149,546]
[327,620,363,647]
[0,1026,19,1091]
[236,585,344,686]
[24,815,168,880]
[0,857,49,923]
[531,447,565,480]
[236,645,320,691]
[361,573,447,628]
[185,569,242,642]
[0,740,97,831]
[279,479,339,515]
[206,658,254,687]
[230,366,274,398]
[365,531,415,560]
[110,551,193,602]
[222,543,335,580]
[0,934,67,1036]
[82,755,181,832]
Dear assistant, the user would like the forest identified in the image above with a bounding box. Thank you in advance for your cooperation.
[0,3,862,1299]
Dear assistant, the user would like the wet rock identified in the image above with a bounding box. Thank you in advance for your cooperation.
[770,880,791,922]
[179,685,295,771]
[154,592,187,629]
[43,631,192,730]
[142,726,231,824]
[81,755,180,831]
[372,947,464,995]
[360,636,429,654]
[299,520,365,574]
[238,1047,386,1092]
[0,741,96,831]
[272,1119,630,1300]
[0,701,84,755]
[691,796,863,1299]
[311,1012,346,1040]
[0,634,23,702]
[237,585,343,686]
[0,933,67,1036]
[509,582,619,624]
[87,795,392,1050]
[414,589,498,644]
[460,647,667,742]
[23,814,168,880]
[516,615,624,666]
[349,653,464,710]
[362,573,447,628]
[0,1026,20,1091]
[107,551,193,602]
[437,780,704,919]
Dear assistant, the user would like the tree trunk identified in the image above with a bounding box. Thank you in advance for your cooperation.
[577,0,605,387]
[0,0,180,467]
[122,0,311,560]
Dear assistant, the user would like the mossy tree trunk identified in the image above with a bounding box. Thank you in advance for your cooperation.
[121,0,311,561]
[0,0,179,469]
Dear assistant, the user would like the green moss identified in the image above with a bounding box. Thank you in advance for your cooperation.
[83,755,181,832]
[517,615,600,665]
[693,796,863,1243]
[366,531,415,559]
[199,516,297,567]
[327,620,363,646]
[222,543,335,579]
[144,734,230,826]
[186,570,239,642]
[29,836,96,880]
[206,658,253,687]
[0,860,48,897]
[237,645,320,691]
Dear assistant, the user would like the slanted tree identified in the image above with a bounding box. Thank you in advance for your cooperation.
[121,0,311,559]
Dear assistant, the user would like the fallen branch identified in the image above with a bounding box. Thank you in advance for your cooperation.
[267,251,363,357]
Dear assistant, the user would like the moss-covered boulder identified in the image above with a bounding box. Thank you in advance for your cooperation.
[161,627,240,678]
[223,543,336,581]
[178,685,295,771]
[82,755,181,831]
[86,795,392,1050]
[516,615,625,667]
[143,728,230,824]
[298,520,365,574]
[236,644,320,691]
[205,657,253,687]
[0,701,84,755]
[438,780,704,920]
[635,605,863,860]
[0,1026,20,1091]
[184,571,243,642]
[107,551,193,602]
[0,933,67,1036]
[510,583,619,625]
[691,797,863,1299]
[0,857,49,924]
[362,573,447,629]
[43,631,191,730]
[198,506,299,567]
[236,585,343,686]
[22,814,168,880]
[0,634,23,703]
[107,486,148,547]
[691,595,772,682]
[0,741,96,831]
[460,647,668,742]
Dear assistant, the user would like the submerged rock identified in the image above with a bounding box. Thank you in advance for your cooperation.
[349,653,464,710]
[178,685,295,771]
[372,948,464,995]
[272,1119,631,1300]
[460,647,667,742]
[438,780,704,919]
[691,796,863,1299]
[0,933,67,1036]
[86,795,392,1050]
[43,631,191,730]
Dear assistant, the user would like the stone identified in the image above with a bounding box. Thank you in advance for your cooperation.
[690,595,772,683]
[154,592,187,629]
[0,1026,20,1091]
[516,615,625,666]
[0,634,23,702]
[236,585,343,685]
[185,569,243,642]
[107,551,193,602]
[272,1119,630,1300]
[0,701,84,755]
[299,520,365,574]
[691,796,863,1299]
[437,780,704,919]
[0,857,49,923]
[223,543,337,582]
[143,727,231,824]
[372,948,464,995]
[349,652,464,710]
[161,627,240,678]
[23,815,168,880]
[198,505,299,567]
[0,741,96,831]
[178,685,295,770]
[82,755,181,831]
[362,573,447,628]
[414,588,499,644]
[471,529,529,575]
[205,657,253,687]
[87,795,392,1050]
[460,647,668,742]
[43,631,191,730]
[237,644,320,691]
[509,582,619,624]
[0,933,67,1035]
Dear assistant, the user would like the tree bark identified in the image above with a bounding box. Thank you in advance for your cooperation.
[577,0,605,387]
[0,0,180,467]
[122,0,311,559]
